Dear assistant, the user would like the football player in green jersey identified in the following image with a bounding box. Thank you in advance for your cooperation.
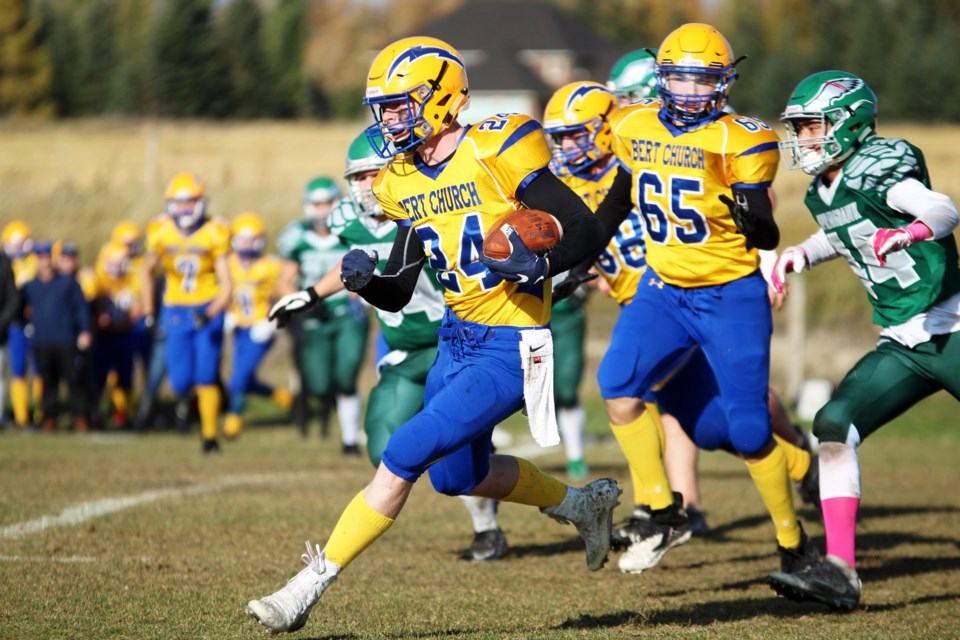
[276,176,368,454]
[768,70,960,611]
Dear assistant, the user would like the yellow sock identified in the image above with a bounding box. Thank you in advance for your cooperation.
[196,385,221,441]
[31,378,43,424]
[111,387,129,416]
[10,378,29,426]
[324,491,395,568]
[224,413,243,438]
[774,434,811,483]
[745,445,801,549]
[610,407,673,510]
[502,456,569,508]
[272,388,294,411]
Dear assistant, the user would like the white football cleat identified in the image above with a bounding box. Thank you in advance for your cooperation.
[246,542,339,634]
[543,478,622,571]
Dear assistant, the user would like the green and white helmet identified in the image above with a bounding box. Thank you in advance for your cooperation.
[302,176,342,219]
[780,70,878,176]
[344,130,389,218]
[607,49,658,106]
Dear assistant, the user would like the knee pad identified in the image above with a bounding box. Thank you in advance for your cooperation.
[427,459,483,496]
[813,399,855,444]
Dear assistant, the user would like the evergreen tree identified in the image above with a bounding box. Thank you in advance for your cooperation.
[219,0,273,118]
[108,0,151,115]
[152,0,232,118]
[72,0,117,115]
[264,0,308,118]
[0,0,54,116]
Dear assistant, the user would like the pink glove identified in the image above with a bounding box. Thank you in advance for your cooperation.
[873,221,932,266]
[771,246,810,294]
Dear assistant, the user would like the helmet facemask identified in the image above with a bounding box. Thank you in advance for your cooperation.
[780,72,878,176]
[347,172,384,219]
[780,112,848,176]
[232,232,265,260]
[363,38,470,159]
[167,196,207,230]
[658,67,735,126]
[545,117,609,177]
[365,88,434,159]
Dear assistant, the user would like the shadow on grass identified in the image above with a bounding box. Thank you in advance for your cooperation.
[301,629,487,640]
[555,596,820,629]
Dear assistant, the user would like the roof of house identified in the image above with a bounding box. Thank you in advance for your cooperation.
[399,0,626,94]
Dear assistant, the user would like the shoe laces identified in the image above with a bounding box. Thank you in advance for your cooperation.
[300,540,326,575]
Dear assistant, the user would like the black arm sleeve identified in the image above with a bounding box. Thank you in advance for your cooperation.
[520,171,607,277]
[355,224,427,313]
[736,187,779,250]
[592,165,634,242]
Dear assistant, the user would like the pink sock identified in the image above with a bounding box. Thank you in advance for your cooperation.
[822,496,860,568]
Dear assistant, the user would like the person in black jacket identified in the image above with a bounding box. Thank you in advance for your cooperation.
[0,251,20,427]
[21,241,92,432]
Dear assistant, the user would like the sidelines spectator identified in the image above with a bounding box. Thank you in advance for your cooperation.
[21,241,92,432]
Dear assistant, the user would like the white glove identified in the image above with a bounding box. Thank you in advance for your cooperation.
[268,288,320,329]
[223,312,237,334]
[771,246,810,294]
[249,318,278,344]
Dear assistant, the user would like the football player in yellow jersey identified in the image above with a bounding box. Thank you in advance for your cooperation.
[92,241,141,429]
[110,221,153,387]
[249,36,618,634]
[142,174,232,453]
[223,213,291,439]
[590,24,817,577]
[543,81,632,480]
[602,51,819,547]
[2,220,38,427]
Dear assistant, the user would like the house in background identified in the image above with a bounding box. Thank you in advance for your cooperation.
[393,0,627,123]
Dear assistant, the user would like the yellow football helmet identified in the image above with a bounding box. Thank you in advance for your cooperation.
[164,172,207,230]
[99,241,131,279]
[543,82,619,176]
[111,221,143,257]
[656,23,737,126]
[231,212,266,258]
[363,36,470,158]
[2,220,33,258]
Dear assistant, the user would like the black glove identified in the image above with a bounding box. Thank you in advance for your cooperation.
[551,265,598,306]
[192,310,211,330]
[719,192,755,236]
[340,249,379,291]
[269,288,321,329]
[479,226,549,284]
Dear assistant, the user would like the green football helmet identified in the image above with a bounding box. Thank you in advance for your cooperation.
[302,176,341,220]
[344,131,389,218]
[607,49,658,106]
[780,70,878,176]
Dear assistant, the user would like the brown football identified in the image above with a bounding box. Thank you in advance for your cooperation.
[482,209,563,260]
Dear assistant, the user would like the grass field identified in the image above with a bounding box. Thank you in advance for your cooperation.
[1,391,958,640]
[2,120,960,638]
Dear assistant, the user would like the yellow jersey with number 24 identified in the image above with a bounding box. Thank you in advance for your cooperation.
[375,114,554,327]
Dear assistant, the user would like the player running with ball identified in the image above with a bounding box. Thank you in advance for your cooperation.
[246,36,618,634]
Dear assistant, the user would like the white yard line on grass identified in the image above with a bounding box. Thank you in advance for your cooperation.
[0,472,322,540]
